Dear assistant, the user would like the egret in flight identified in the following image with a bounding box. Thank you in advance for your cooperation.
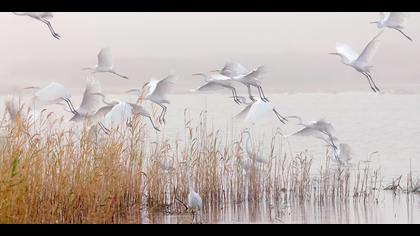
[286,116,338,150]
[191,72,242,104]
[212,62,269,102]
[69,78,103,123]
[127,75,177,125]
[329,31,384,93]
[92,93,160,133]
[234,98,288,124]
[12,12,61,40]
[371,12,412,41]
[332,143,352,165]
[25,82,78,115]
[83,48,128,79]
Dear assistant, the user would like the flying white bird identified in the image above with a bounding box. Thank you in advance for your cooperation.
[12,12,61,40]
[329,31,383,93]
[212,62,269,102]
[69,78,104,123]
[191,72,242,104]
[91,93,160,133]
[25,82,78,115]
[127,75,177,125]
[332,143,352,165]
[371,12,412,41]
[234,98,288,124]
[286,116,338,150]
[83,48,128,79]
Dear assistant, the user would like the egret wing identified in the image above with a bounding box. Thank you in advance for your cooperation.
[97,48,113,68]
[151,75,177,100]
[78,78,103,115]
[386,12,409,27]
[336,43,359,62]
[35,82,71,101]
[356,31,383,67]
[191,82,225,93]
[234,102,254,121]
[221,62,250,77]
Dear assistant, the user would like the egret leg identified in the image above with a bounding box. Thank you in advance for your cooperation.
[247,85,256,102]
[391,27,413,41]
[273,109,287,124]
[98,122,111,135]
[39,18,61,40]
[109,71,129,80]
[258,85,270,102]
[230,88,240,105]
[361,72,377,93]
[157,103,167,124]
[62,98,78,115]
[147,116,160,131]
[366,73,381,92]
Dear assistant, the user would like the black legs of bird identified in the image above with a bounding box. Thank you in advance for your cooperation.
[98,122,111,135]
[109,71,129,80]
[391,27,413,41]
[361,72,381,93]
[61,98,78,115]
[158,104,168,124]
[230,88,242,104]
[273,109,288,124]
[256,85,270,102]
[247,85,257,102]
[39,18,61,40]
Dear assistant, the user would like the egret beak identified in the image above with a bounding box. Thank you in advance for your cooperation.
[369,21,379,24]
[209,70,220,73]
[328,53,339,56]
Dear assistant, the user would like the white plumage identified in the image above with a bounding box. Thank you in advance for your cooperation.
[12,12,61,40]
[83,48,128,80]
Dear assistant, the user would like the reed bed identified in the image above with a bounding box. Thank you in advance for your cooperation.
[0,106,416,224]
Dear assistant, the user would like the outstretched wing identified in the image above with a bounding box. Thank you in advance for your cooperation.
[234,102,254,121]
[356,31,383,67]
[191,82,225,93]
[78,78,103,115]
[336,43,359,62]
[242,65,266,81]
[386,12,409,27]
[151,75,178,100]
[97,48,113,68]
[221,62,250,77]
[129,103,151,117]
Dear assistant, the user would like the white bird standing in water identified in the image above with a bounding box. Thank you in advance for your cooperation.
[69,78,104,123]
[212,62,269,102]
[25,82,78,115]
[243,129,269,164]
[329,31,383,93]
[234,98,288,124]
[191,72,242,104]
[83,48,129,79]
[371,12,412,41]
[127,75,177,125]
[12,12,61,40]
[187,165,202,224]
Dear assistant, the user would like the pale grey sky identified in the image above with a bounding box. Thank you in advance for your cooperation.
[1,12,420,93]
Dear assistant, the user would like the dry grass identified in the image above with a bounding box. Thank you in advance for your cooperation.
[0,106,416,223]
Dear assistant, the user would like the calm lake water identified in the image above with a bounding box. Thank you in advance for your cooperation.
[1,92,420,223]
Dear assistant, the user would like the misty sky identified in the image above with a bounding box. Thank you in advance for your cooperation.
[1,12,420,93]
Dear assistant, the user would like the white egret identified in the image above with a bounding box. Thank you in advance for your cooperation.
[286,116,338,150]
[69,78,103,122]
[371,12,412,41]
[234,98,288,124]
[127,75,177,124]
[212,62,268,102]
[83,48,128,79]
[191,72,242,104]
[332,143,352,165]
[25,82,78,115]
[92,93,160,133]
[243,129,269,164]
[329,31,383,93]
[187,171,202,224]
[3,97,41,128]
[12,12,61,40]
